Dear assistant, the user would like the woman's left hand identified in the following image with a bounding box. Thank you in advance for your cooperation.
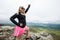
[28,4,31,6]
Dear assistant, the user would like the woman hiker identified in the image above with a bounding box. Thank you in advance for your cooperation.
[10,4,31,40]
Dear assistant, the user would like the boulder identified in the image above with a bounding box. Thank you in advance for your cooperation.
[0,26,54,40]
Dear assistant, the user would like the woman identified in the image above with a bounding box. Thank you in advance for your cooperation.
[10,4,31,40]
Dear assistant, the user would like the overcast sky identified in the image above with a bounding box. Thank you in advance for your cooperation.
[0,0,60,24]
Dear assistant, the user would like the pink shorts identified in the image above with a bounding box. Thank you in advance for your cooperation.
[13,25,28,37]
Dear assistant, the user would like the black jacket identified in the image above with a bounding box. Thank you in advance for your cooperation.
[10,5,30,28]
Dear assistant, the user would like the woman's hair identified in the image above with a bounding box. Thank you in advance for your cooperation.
[18,6,25,13]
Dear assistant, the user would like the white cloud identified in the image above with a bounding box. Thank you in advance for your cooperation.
[0,0,60,24]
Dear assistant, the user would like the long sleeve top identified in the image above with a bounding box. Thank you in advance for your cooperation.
[10,5,30,28]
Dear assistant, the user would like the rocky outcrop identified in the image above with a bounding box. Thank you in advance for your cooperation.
[21,32,54,40]
[0,26,54,40]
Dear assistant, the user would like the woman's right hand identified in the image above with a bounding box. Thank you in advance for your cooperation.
[20,23,23,26]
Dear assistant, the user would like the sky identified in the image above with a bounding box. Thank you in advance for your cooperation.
[0,0,60,24]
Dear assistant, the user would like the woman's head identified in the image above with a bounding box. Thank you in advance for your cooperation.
[18,6,25,13]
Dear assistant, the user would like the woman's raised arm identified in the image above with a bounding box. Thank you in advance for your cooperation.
[25,4,31,13]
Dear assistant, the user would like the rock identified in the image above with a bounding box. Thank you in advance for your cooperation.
[1,26,14,30]
[0,26,14,40]
[0,26,54,40]
[39,32,54,40]
[21,32,54,40]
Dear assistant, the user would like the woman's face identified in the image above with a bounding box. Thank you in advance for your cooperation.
[19,7,25,13]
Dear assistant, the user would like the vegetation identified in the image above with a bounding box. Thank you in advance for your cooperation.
[29,27,60,40]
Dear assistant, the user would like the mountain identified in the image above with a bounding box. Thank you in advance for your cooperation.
[27,22,60,30]
[0,21,60,30]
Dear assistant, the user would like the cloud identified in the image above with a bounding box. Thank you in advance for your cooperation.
[0,0,60,24]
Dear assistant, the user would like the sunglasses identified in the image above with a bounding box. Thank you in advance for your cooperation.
[21,7,25,10]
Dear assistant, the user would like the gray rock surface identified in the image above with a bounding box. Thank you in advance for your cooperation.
[0,26,54,40]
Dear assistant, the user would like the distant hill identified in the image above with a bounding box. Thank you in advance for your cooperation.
[0,22,60,30]
[27,22,60,30]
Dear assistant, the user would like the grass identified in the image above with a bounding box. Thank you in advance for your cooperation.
[29,27,60,40]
